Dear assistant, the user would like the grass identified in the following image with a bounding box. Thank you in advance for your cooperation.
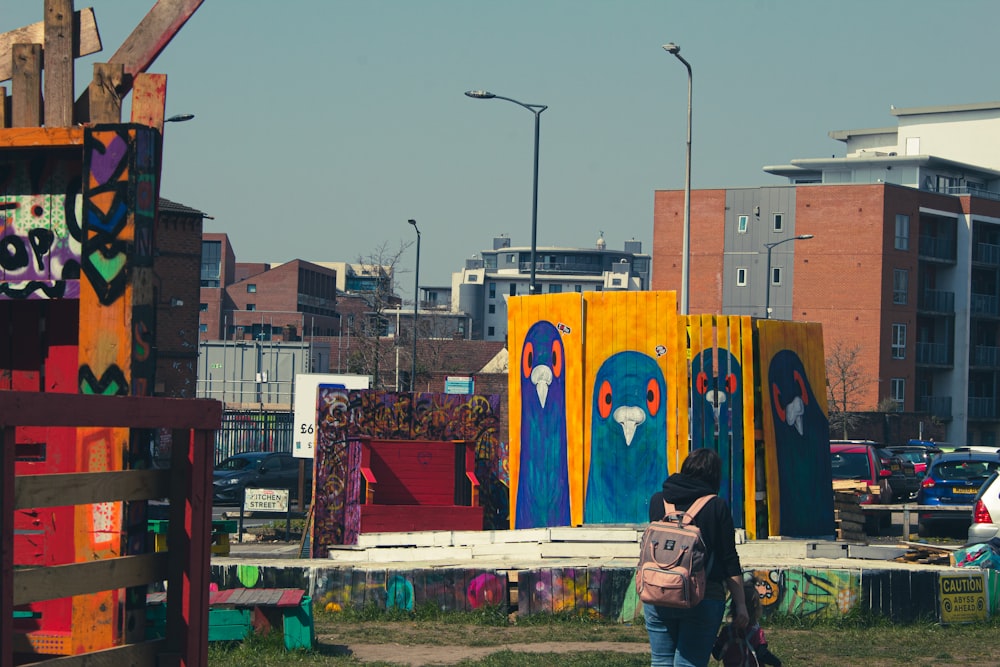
[204,604,1000,666]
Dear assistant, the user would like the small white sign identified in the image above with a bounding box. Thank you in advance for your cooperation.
[244,488,289,513]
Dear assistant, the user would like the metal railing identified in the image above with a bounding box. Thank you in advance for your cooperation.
[972,345,1000,368]
[918,235,955,262]
[214,410,294,464]
[918,289,955,313]
[918,395,953,420]
[915,341,952,366]
[969,396,999,420]
[974,243,1000,266]
[971,293,999,317]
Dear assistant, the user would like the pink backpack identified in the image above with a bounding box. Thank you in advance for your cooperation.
[635,494,715,608]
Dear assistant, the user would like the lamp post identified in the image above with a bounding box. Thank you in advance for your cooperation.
[764,234,814,319]
[465,90,547,295]
[165,113,195,123]
[408,219,421,392]
[663,42,692,315]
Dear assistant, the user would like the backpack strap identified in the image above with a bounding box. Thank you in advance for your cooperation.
[663,494,717,525]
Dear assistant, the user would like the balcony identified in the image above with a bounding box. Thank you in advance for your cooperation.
[971,293,1000,318]
[918,289,955,314]
[918,235,956,263]
[938,184,1000,201]
[974,243,1000,267]
[519,260,606,276]
[918,395,952,421]
[969,396,999,421]
[915,341,952,367]
[972,345,1000,369]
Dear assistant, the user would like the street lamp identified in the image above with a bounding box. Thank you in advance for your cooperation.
[663,43,692,315]
[465,90,547,295]
[165,113,195,123]
[764,234,814,319]
[408,219,421,392]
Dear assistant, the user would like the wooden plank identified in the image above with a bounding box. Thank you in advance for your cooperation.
[43,0,75,127]
[74,0,204,122]
[88,62,124,124]
[0,7,101,82]
[13,552,169,606]
[130,72,166,130]
[0,126,84,147]
[14,469,171,509]
[11,43,42,128]
[0,86,7,128]
[2,428,14,667]
[0,391,221,429]
[12,638,166,667]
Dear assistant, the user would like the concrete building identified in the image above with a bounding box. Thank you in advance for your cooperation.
[653,101,1000,446]
[453,234,652,341]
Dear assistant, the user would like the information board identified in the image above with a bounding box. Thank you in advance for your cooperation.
[292,373,370,458]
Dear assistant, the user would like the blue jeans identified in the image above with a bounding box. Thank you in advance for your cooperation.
[643,599,725,667]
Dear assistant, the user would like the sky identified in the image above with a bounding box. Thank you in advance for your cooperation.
[6,1,1000,298]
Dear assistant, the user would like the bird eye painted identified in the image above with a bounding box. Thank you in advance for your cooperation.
[696,371,708,395]
[551,341,563,378]
[794,370,808,405]
[646,378,661,416]
[725,373,738,394]
[522,342,534,378]
[598,379,613,419]
[772,384,786,422]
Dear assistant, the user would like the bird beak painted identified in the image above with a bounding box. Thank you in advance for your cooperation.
[784,396,805,435]
[530,365,553,409]
[705,390,726,434]
[613,405,646,446]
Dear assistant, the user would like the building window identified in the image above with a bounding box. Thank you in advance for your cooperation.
[893,269,908,305]
[247,303,256,312]
[509,284,517,297]
[487,326,495,337]
[575,284,582,293]
[737,215,749,233]
[199,303,208,312]
[612,278,622,286]
[891,323,906,359]
[770,266,782,285]
[488,304,495,314]
[199,323,208,332]
[549,284,562,293]
[247,284,257,293]
[200,240,221,287]
[736,267,747,286]
[773,213,784,232]
[895,214,910,250]
[890,378,905,411]
[489,282,496,299]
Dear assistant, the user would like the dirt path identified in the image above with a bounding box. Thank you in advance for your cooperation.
[324,640,650,665]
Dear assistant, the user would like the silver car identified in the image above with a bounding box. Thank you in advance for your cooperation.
[968,470,1000,543]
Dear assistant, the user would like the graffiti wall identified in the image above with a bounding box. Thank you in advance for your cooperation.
[506,292,831,538]
[5,125,161,653]
[312,388,505,555]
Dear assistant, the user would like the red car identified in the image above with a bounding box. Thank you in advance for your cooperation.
[830,441,894,505]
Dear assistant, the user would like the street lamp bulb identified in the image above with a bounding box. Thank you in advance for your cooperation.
[408,219,417,226]
[465,90,495,99]
[662,42,680,54]
[165,113,195,123]
[798,234,815,240]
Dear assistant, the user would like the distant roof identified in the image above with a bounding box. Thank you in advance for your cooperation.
[158,197,210,218]
[891,100,1000,117]
[827,126,896,142]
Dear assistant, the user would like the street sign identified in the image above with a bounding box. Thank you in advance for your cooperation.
[243,488,289,513]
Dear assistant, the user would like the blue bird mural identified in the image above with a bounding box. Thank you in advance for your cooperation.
[585,350,667,524]
[768,349,835,537]
[691,348,744,527]
[515,320,570,528]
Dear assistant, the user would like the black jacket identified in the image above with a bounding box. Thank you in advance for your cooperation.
[648,473,743,585]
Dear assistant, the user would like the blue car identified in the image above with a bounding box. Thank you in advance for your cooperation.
[916,452,1000,537]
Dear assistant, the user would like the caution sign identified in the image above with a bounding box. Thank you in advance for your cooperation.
[939,574,986,623]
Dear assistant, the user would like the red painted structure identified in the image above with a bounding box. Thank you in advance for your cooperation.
[359,438,483,533]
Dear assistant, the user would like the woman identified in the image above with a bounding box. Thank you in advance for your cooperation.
[644,448,748,667]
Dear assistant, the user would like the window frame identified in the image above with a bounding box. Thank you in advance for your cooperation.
[890,378,905,410]
[891,323,907,359]
[895,214,910,250]
[893,269,908,305]
[736,267,747,286]
[773,213,784,232]
[737,215,749,233]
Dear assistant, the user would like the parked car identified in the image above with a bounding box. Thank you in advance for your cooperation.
[916,452,1000,537]
[969,470,1000,544]
[886,444,943,475]
[876,447,920,501]
[212,451,312,506]
[830,442,894,505]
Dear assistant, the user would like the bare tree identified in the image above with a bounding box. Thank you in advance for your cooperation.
[826,339,868,439]
[343,240,411,390]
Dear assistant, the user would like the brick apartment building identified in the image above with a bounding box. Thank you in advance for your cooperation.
[653,101,1000,446]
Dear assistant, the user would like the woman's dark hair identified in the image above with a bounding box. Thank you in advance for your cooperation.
[680,448,721,490]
